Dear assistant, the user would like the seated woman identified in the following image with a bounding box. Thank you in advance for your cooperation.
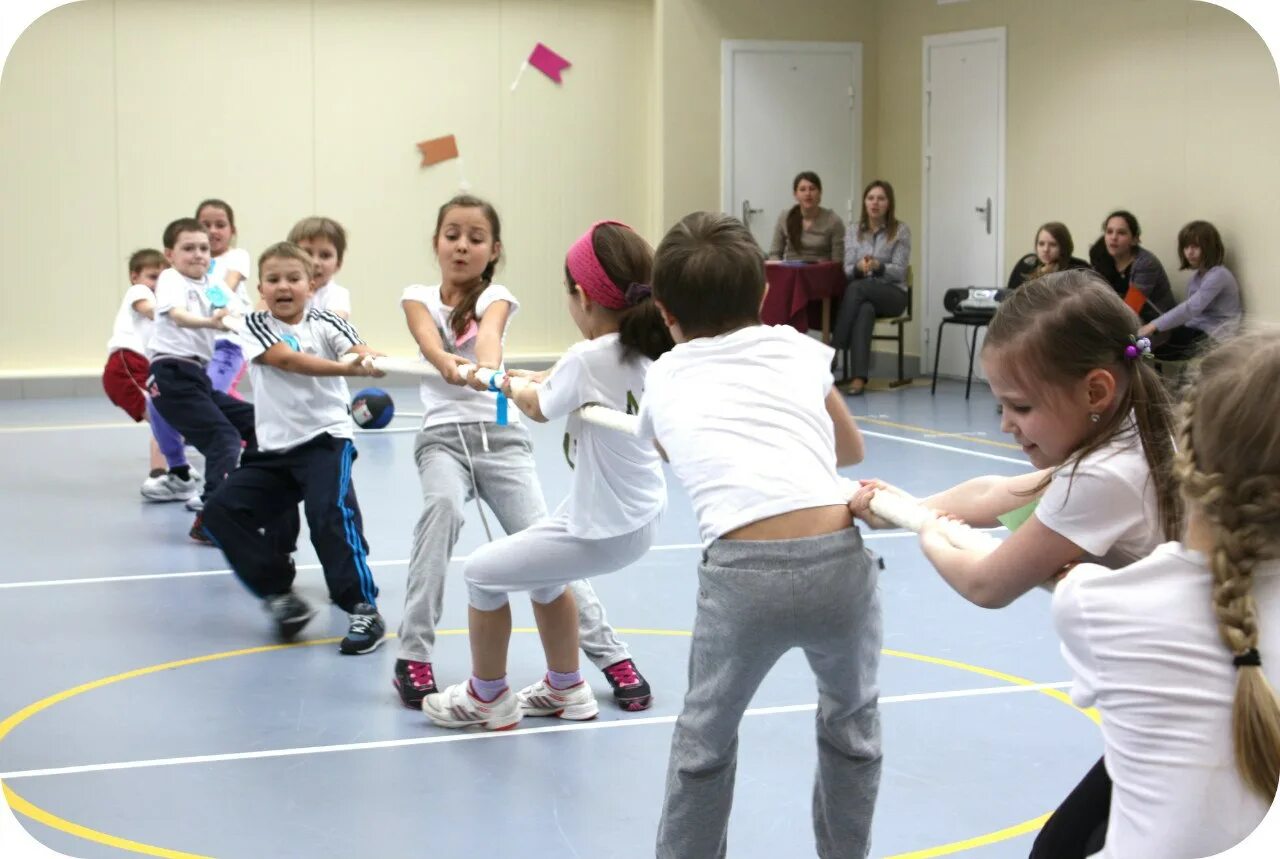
[767,171,846,263]
[835,179,910,395]
[1138,220,1243,360]
[1088,210,1175,324]
[1007,221,1089,289]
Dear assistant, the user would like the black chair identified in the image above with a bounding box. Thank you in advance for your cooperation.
[930,287,1007,400]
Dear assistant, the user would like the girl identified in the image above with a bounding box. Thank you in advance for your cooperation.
[1087,210,1175,324]
[850,270,1182,857]
[197,198,253,406]
[395,197,652,713]
[1005,221,1089,290]
[423,220,673,730]
[767,171,846,263]
[1053,329,1280,858]
[1137,219,1243,360]
[837,179,911,395]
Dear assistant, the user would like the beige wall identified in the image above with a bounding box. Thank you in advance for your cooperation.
[0,0,654,373]
[875,0,1280,351]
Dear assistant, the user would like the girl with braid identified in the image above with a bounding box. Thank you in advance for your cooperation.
[1052,329,1280,858]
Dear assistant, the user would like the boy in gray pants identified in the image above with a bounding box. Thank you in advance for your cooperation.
[639,212,882,859]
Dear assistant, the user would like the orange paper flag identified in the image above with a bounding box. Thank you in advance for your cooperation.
[417,135,459,167]
[1122,284,1147,314]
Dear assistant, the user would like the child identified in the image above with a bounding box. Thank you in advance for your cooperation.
[287,217,351,319]
[394,195,652,712]
[201,242,387,653]
[1136,219,1243,360]
[102,249,198,502]
[1052,329,1280,858]
[197,198,252,403]
[641,212,875,859]
[850,270,1182,858]
[422,220,673,730]
[146,218,255,543]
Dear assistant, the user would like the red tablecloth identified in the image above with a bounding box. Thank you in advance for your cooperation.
[761,261,847,335]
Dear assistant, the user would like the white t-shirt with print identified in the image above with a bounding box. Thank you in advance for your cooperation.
[1035,428,1164,568]
[400,283,520,428]
[235,308,363,452]
[148,268,229,361]
[638,325,845,546]
[537,333,665,539]
[1053,543,1280,859]
[106,284,155,355]
[312,281,352,317]
[210,248,252,304]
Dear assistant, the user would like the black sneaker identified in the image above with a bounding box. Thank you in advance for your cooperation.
[603,659,652,712]
[340,603,386,655]
[189,513,213,545]
[393,659,438,708]
[264,592,316,641]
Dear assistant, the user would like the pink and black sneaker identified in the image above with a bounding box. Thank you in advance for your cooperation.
[603,659,652,711]
[393,659,438,709]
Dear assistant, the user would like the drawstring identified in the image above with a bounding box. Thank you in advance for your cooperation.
[454,424,495,542]
[479,422,489,453]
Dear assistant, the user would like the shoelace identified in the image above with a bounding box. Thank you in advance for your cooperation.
[348,614,378,636]
[605,660,640,688]
[406,662,435,688]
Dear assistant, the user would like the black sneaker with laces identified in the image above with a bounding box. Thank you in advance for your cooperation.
[393,658,437,708]
[340,603,386,655]
[603,658,652,711]
[264,592,316,641]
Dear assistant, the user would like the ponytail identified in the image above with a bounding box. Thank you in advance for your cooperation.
[619,298,674,362]
[785,205,803,257]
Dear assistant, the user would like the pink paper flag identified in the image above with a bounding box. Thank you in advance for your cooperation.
[528,42,571,83]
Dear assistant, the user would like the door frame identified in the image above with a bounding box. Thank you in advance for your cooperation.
[920,27,1006,369]
[720,40,863,224]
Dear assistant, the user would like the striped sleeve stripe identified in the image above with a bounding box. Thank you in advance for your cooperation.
[310,308,364,346]
[244,311,280,349]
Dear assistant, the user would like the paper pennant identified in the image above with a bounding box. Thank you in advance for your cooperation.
[510,41,572,90]
[417,134,459,167]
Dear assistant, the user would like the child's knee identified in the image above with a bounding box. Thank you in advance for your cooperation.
[466,580,509,612]
[415,492,465,531]
[530,584,567,605]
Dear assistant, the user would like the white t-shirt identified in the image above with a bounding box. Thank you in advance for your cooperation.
[537,333,665,539]
[148,268,226,361]
[638,325,846,546]
[236,308,363,453]
[1036,429,1164,568]
[1053,543,1280,859]
[312,281,352,317]
[210,248,253,304]
[400,283,521,428]
[106,284,155,355]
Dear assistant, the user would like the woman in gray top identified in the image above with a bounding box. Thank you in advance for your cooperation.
[835,179,911,395]
[768,171,846,263]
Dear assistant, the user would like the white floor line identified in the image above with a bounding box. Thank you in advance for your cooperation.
[860,429,1027,466]
[0,681,1073,781]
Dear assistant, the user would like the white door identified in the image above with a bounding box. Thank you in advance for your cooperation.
[722,41,861,253]
[921,28,1006,381]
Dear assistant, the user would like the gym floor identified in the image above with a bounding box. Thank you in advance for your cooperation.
[0,378,1100,858]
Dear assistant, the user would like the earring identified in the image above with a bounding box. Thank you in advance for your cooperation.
[1089,413,1100,423]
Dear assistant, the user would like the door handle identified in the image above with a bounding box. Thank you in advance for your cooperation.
[974,198,992,235]
[742,200,765,225]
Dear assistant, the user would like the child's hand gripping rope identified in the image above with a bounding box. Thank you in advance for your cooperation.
[843,478,1002,552]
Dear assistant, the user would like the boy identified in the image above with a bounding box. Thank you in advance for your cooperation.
[640,213,881,859]
[201,242,387,654]
[287,217,351,319]
[146,219,254,542]
[102,249,199,502]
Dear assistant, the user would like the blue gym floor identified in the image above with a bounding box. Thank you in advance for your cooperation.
[0,377,1100,858]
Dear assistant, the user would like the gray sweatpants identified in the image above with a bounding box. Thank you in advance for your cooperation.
[656,527,882,859]
[397,422,631,670]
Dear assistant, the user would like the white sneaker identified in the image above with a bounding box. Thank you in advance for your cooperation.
[517,677,599,721]
[184,495,205,512]
[140,473,200,502]
[422,682,521,731]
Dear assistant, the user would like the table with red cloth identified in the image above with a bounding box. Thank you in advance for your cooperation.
[760,260,847,343]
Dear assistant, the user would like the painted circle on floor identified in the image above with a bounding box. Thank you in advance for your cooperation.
[0,630,1097,859]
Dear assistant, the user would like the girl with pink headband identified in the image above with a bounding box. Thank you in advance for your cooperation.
[423,220,674,731]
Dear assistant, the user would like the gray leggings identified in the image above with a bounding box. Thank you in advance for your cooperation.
[397,422,631,670]
[833,278,908,381]
[656,527,882,859]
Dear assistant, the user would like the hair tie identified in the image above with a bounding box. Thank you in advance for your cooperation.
[624,282,652,306]
[1233,648,1262,669]
[1123,334,1152,361]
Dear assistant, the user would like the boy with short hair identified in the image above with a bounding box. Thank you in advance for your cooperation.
[146,219,255,542]
[201,241,387,654]
[641,212,881,859]
[287,217,351,319]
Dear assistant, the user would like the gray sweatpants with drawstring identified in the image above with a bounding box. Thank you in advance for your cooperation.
[397,422,632,670]
[656,527,883,859]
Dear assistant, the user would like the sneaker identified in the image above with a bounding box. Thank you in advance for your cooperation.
[423,682,521,731]
[517,676,599,721]
[185,495,205,512]
[189,513,213,545]
[140,472,199,502]
[264,592,315,641]
[603,659,652,712]
[339,603,386,654]
[394,659,438,708]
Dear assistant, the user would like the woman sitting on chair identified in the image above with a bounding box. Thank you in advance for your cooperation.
[1088,210,1175,324]
[835,179,911,395]
[767,171,846,263]
[1007,222,1089,289]
[1137,220,1243,360]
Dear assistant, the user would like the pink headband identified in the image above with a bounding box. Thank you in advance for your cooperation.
[566,220,645,311]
